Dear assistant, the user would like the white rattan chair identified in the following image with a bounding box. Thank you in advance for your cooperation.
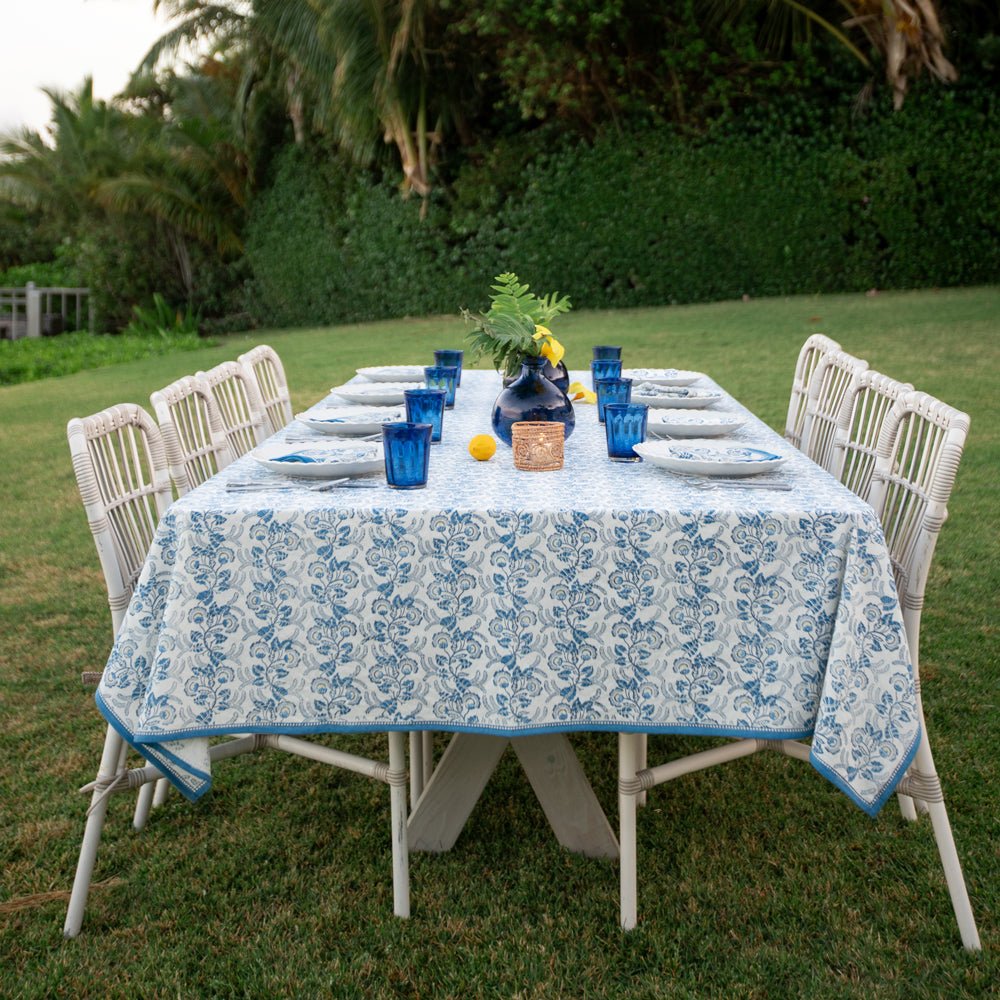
[64,405,410,937]
[832,370,913,500]
[238,344,293,437]
[197,360,268,458]
[799,349,869,474]
[617,389,981,951]
[151,375,235,496]
[784,334,841,449]
[67,403,174,829]
[865,389,979,948]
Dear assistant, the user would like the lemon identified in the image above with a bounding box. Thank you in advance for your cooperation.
[468,434,497,461]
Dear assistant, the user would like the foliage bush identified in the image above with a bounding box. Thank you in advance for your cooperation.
[122,292,199,338]
[0,330,206,386]
[0,244,81,289]
[245,85,1000,326]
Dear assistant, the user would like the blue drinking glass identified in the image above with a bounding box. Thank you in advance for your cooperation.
[424,365,458,408]
[604,403,648,462]
[591,357,623,390]
[592,345,622,361]
[434,349,464,387]
[382,422,432,489]
[404,388,446,443]
[595,376,632,423]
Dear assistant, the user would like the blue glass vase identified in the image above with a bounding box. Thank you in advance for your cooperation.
[492,357,575,447]
[502,356,570,394]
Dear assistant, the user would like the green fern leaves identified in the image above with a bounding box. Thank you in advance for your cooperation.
[464,272,571,376]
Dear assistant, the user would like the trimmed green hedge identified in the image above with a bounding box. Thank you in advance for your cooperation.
[244,88,1000,325]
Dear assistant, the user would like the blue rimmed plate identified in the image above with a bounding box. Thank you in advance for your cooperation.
[330,382,422,405]
[356,365,426,383]
[251,440,384,479]
[646,409,746,438]
[621,368,703,386]
[631,383,723,409]
[633,438,787,477]
[296,405,405,436]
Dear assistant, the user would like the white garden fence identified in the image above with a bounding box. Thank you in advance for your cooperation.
[0,283,91,339]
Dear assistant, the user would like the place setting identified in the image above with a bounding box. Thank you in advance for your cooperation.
[294,403,406,436]
[632,438,792,490]
[630,382,724,408]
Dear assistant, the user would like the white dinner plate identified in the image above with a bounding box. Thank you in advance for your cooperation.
[251,440,384,479]
[330,381,422,405]
[356,365,426,383]
[621,368,704,386]
[633,438,788,477]
[631,383,723,409]
[296,405,405,436]
[646,409,747,438]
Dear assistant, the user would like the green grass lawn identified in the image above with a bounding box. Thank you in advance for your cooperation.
[0,287,997,998]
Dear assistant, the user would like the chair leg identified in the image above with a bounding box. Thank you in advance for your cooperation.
[619,732,641,930]
[65,725,125,938]
[152,777,170,808]
[906,735,981,951]
[898,792,918,821]
[132,770,156,830]
[388,732,410,918]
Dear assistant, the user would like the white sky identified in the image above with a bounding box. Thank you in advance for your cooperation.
[0,0,173,134]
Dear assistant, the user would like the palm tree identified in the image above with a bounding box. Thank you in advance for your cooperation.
[0,79,133,227]
[704,0,956,108]
[139,0,472,197]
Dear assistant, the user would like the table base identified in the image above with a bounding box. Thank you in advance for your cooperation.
[407,733,620,859]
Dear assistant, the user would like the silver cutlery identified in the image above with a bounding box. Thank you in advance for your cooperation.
[682,476,793,491]
[283,432,383,443]
[225,478,379,492]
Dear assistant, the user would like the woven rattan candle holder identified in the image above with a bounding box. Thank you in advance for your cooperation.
[511,421,565,471]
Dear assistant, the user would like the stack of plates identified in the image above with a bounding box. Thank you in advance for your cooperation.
[357,365,426,383]
[633,439,787,477]
[631,383,723,409]
[621,368,703,386]
[251,440,384,479]
[646,410,746,438]
[330,382,421,405]
[296,405,404,436]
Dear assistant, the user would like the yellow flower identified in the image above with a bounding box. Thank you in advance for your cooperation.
[540,335,565,367]
[567,381,596,404]
[532,324,552,341]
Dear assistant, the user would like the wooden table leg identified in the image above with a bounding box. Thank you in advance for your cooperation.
[512,734,619,859]
[407,733,509,852]
[407,732,619,859]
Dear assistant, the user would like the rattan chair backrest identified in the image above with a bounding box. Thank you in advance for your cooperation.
[197,360,268,459]
[784,333,841,449]
[67,404,173,634]
[868,391,970,639]
[833,369,914,502]
[150,375,234,496]
[799,349,868,473]
[238,344,293,436]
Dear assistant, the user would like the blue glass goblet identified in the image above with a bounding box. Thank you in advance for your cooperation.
[434,349,464,387]
[382,422,432,489]
[404,388,446,443]
[591,357,623,391]
[424,365,458,408]
[604,403,648,462]
[595,376,632,423]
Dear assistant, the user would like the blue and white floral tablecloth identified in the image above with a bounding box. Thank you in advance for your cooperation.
[97,369,919,814]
